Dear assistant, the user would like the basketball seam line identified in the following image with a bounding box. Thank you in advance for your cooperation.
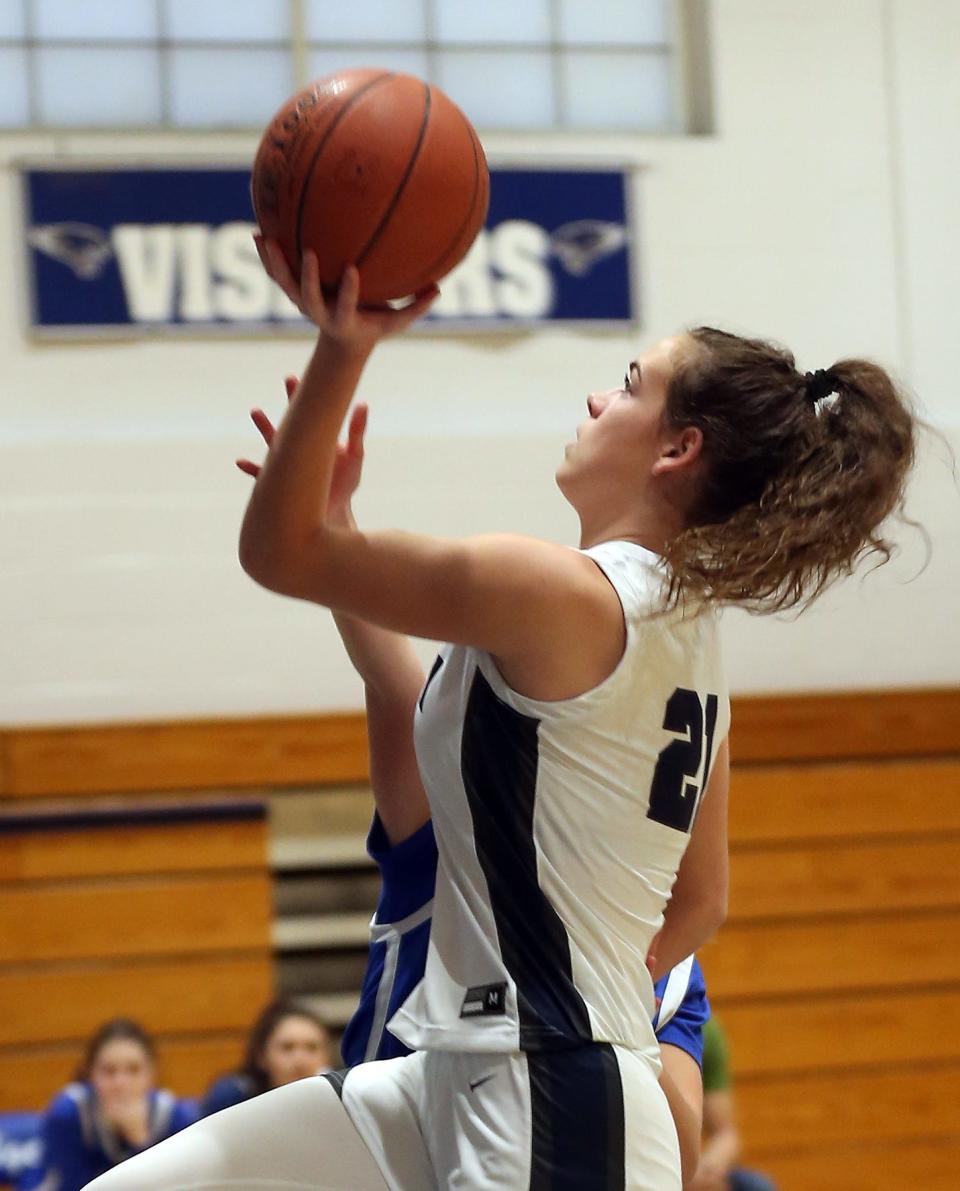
[413,114,485,289]
[294,72,396,263]
[354,82,433,275]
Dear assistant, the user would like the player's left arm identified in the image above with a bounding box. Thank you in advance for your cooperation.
[649,738,729,981]
[659,1043,704,1186]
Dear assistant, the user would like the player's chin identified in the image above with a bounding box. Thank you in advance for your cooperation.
[555,452,577,497]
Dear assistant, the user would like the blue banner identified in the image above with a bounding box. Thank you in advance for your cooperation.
[21,164,637,335]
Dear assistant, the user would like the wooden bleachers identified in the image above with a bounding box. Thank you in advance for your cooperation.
[702,700,960,1190]
[0,799,273,1113]
[2,689,958,1189]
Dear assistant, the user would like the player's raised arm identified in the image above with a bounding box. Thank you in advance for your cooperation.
[240,244,628,704]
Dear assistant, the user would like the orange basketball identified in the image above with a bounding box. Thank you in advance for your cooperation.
[251,69,490,304]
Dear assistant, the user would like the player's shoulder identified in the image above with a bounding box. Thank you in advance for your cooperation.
[45,1084,89,1128]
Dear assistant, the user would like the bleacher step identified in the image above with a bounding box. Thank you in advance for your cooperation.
[273,912,371,951]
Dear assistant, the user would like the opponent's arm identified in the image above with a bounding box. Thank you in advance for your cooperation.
[240,244,625,703]
[239,381,429,846]
[648,739,729,981]
[326,417,429,845]
[658,1043,704,1187]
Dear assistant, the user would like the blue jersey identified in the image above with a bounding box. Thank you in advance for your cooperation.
[37,1084,196,1191]
[199,1074,257,1118]
[340,817,436,1066]
[341,816,710,1068]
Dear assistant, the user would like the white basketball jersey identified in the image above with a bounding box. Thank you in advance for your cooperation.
[389,540,730,1057]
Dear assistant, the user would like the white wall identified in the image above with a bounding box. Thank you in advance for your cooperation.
[2,0,958,725]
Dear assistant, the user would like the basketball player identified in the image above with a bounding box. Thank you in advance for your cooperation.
[240,385,707,1180]
[87,245,915,1190]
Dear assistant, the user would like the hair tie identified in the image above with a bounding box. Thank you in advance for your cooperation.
[804,368,838,404]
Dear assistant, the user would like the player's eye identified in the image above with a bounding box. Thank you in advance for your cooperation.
[623,371,631,392]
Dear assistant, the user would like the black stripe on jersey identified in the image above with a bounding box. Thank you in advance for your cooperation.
[418,653,445,712]
[320,1068,348,1100]
[527,1044,626,1189]
[460,668,592,1049]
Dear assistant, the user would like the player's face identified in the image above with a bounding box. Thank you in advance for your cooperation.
[557,335,686,499]
[260,1015,332,1087]
[90,1039,154,1104]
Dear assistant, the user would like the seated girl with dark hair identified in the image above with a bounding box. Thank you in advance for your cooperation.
[35,1018,195,1191]
[201,1000,333,1116]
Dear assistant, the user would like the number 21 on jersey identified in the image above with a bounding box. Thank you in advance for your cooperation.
[646,688,719,833]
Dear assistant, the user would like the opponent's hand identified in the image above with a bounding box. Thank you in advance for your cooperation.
[254,235,439,358]
[236,375,369,527]
[235,373,297,480]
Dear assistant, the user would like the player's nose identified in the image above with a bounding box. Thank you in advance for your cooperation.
[587,390,614,418]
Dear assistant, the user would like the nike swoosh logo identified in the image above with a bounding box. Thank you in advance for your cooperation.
[468,1073,496,1093]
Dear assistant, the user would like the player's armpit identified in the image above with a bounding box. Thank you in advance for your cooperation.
[250,528,627,703]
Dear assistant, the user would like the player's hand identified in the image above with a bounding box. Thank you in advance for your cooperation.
[237,375,368,527]
[236,373,297,480]
[686,1160,728,1191]
[100,1096,151,1148]
[327,401,368,526]
[254,235,439,356]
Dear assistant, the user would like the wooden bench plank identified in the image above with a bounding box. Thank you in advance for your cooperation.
[700,910,960,997]
[2,818,267,883]
[730,689,960,762]
[0,1034,247,1111]
[0,955,273,1047]
[3,688,956,798]
[736,1064,960,1152]
[1,715,369,797]
[0,875,272,963]
[728,758,960,844]
[715,987,960,1076]
[755,1137,960,1191]
[728,838,960,919]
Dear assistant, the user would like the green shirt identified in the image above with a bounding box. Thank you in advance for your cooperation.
[701,1015,731,1093]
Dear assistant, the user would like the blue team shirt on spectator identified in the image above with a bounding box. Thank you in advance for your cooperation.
[33,1083,196,1191]
[199,1074,258,1118]
[341,816,710,1068]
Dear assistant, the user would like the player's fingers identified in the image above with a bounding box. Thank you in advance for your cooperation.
[335,264,361,323]
[236,458,261,478]
[264,240,303,308]
[284,374,300,401]
[348,402,369,452]
[394,283,439,330]
[250,408,275,445]
[301,251,328,324]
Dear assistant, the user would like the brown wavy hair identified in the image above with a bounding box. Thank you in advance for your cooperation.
[662,327,917,612]
[75,1018,155,1082]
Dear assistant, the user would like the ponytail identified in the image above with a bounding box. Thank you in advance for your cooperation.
[661,328,916,612]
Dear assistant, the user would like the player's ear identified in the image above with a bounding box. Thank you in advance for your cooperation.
[652,426,703,476]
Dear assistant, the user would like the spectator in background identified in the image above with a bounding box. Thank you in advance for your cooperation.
[200,999,332,1117]
[688,1015,777,1191]
[35,1018,195,1191]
